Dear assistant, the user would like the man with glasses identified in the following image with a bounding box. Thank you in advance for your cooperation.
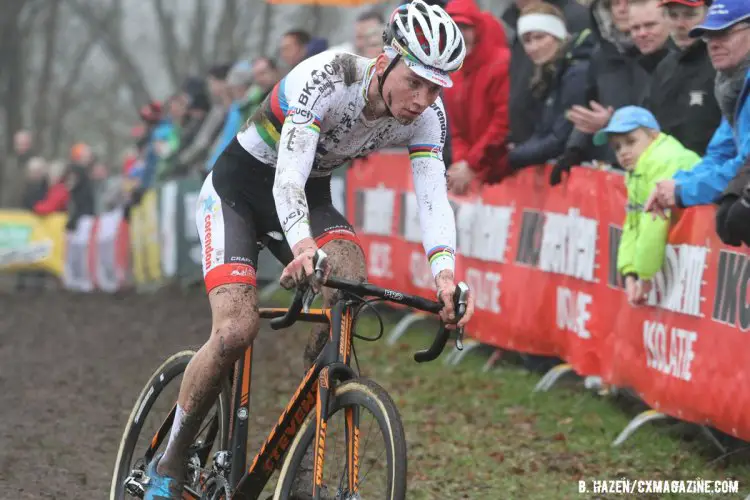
[646,0,750,235]
[642,0,721,156]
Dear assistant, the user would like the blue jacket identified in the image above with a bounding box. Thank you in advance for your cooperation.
[206,101,242,172]
[674,68,750,206]
[138,119,174,189]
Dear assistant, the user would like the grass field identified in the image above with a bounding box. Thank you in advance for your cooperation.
[343,311,750,500]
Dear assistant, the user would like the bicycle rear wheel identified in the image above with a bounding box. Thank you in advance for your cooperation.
[274,377,407,500]
[110,350,231,499]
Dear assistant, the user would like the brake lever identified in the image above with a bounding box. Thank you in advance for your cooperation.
[453,282,469,351]
[302,287,317,313]
[313,248,328,282]
[303,249,329,313]
[456,326,465,351]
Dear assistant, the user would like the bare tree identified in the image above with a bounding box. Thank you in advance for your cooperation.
[189,0,209,75]
[212,0,241,64]
[49,35,99,157]
[257,1,274,58]
[0,1,32,205]
[62,0,152,108]
[33,0,62,155]
[151,0,183,89]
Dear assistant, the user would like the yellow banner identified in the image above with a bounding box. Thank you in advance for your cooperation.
[0,210,67,276]
[129,190,163,285]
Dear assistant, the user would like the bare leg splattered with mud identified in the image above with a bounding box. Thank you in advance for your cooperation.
[157,284,260,480]
[303,239,367,369]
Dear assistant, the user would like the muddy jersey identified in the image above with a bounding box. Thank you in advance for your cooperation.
[235,51,456,277]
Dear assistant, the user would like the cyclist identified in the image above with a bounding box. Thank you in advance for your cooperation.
[144,1,476,498]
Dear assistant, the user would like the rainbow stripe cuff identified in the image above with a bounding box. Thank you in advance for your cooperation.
[427,245,455,276]
[408,144,441,161]
[306,116,322,134]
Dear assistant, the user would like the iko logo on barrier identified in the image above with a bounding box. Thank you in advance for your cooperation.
[516,208,597,283]
[712,250,750,330]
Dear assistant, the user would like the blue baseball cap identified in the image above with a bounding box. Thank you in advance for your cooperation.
[593,106,660,146]
[689,0,750,38]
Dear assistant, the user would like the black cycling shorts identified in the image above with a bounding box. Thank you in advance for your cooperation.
[196,138,360,293]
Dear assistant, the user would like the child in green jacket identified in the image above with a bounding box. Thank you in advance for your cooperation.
[594,106,700,306]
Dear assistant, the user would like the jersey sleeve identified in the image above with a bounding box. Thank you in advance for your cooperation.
[408,102,457,278]
[271,57,343,249]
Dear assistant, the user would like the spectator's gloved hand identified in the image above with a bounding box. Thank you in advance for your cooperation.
[715,195,743,247]
[717,184,750,247]
[550,148,583,186]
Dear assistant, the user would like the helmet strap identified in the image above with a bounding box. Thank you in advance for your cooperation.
[377,53,401,118]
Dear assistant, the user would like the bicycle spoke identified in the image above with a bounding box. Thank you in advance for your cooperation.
[358,445,387,489]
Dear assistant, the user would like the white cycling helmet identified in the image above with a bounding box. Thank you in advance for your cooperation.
[382,0,466,88]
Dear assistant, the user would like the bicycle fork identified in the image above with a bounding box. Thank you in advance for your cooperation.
[313,364,360,500]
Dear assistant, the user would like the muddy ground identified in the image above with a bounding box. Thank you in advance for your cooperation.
[0,286,311,499]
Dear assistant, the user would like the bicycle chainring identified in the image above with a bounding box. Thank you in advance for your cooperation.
[200,474,231,500]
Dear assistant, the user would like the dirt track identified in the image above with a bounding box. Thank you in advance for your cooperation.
[0,287,309,499]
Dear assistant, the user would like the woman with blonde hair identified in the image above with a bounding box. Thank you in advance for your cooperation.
[508,2,594,176]
[33,159,70,215]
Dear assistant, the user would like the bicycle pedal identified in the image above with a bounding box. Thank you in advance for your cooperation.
[123,469,148,495]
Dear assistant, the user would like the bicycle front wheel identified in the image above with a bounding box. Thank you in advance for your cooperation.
[274,377,407,500]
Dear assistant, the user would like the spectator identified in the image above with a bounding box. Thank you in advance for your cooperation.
[13,130,34,165]
[594,107,699,305]
[178,77,211,149]
[21,157,49,211]
[306,37,329,59]
[206,60,253,173]
[280,30,312,69]
[642,0,720,156]
[16,156,49,291]
[175,64,232,174]
[557,0,672,177]
[354,10,385,58]
[65,143,96,231]
[153,93,186,180]
[6,130,35,206]
[504,0,590,146]
[135,99,179,189]
[508,2,594,171]
[34,160,69,215]
[240,57,281,125]
[645,0,750,246]
[444,0,511,194]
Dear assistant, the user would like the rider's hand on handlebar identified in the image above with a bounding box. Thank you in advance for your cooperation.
[435,270,475,329]
[280,238,330,292]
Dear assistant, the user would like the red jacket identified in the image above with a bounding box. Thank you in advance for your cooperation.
[445,0,511,184]
[34,182,69,215]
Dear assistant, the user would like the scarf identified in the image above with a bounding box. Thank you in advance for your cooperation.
[592,0,635,54]
[714,55,750,126]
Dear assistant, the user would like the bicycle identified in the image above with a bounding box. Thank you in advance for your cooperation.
[111,249,469,499]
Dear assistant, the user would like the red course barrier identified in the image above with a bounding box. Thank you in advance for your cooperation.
[347,152,750,441]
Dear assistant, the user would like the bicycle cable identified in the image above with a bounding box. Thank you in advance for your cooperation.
[344,292,387,377]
